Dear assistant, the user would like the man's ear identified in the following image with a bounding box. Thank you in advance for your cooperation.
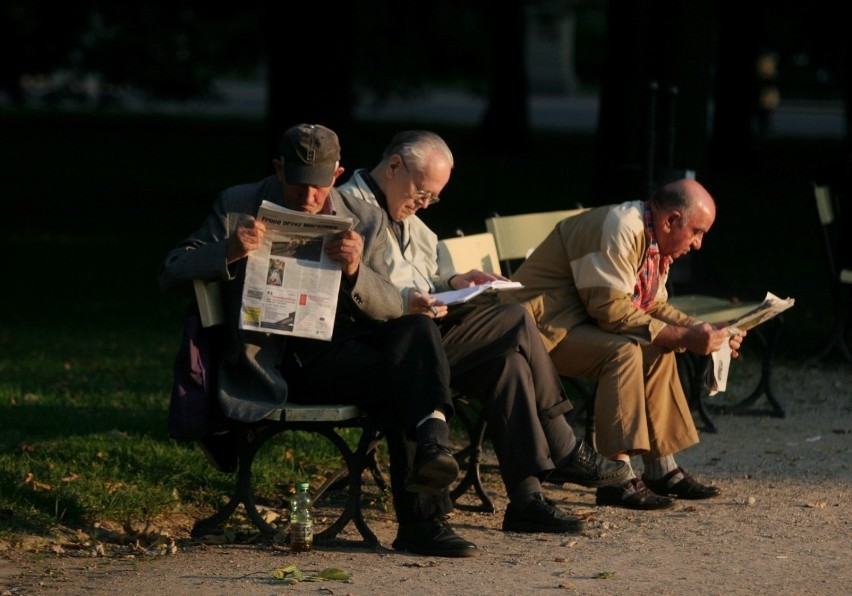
[665,210,682,230]
[332,166,345,184]
[387,155,404,179]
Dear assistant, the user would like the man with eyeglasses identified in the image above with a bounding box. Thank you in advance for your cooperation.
[339,130,629,535]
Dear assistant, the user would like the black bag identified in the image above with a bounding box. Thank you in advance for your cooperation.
[168,305,231,440]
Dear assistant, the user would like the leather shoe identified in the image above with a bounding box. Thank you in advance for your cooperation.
[547,440,630,488]
[502,493,586,534]
[642,468,722,500]
[405,442,459,494]
[392,515,479,558]
[596,478,674,510]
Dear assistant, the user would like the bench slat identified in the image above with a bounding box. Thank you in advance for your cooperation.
[264,404,364,423]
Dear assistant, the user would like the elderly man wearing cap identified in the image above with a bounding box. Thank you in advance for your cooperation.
[159,123,478,558]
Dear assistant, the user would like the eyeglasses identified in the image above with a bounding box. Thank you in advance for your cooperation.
[399,156,441,206]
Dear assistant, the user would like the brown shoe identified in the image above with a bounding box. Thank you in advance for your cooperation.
[642,468,721,500]
[596,478,674,510]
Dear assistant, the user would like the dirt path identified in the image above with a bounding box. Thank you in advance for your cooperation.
[2,363,850,595]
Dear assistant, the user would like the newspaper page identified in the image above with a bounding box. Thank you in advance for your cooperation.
[707,291,795,394]
[239,200,353,340]
[431,280,524,306]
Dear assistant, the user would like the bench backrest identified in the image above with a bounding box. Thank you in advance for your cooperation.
[485,209,589,275]
[436,232,501,276]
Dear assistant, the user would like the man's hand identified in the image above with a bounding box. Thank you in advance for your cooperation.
[449,269,508,289]
[408,286,448,318]
[227,216,266,264]
[325,230,363,278]
[726,329,746,359]
[656,322,742,356]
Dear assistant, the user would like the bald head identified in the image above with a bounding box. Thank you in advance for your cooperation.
[650,178,716,259]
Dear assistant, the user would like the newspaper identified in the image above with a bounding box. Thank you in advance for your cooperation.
[707,292,795,394]
[239,200,353,340]
[432,280,524,305]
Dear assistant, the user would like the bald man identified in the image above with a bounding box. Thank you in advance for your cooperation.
[504,179,746,510]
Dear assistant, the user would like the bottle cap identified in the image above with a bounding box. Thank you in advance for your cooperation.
[297,482,310,491]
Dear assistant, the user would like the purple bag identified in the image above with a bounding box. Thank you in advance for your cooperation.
[168,306,231,440]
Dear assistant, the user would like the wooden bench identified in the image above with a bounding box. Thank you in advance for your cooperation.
[189,280,385,546]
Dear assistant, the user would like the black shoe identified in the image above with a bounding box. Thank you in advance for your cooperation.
[642,468,722,500]
[392,516,479,558]
[596,478,674,510]
[502,493,586,534]
[405,442,459,494]
[546,440,630,488]
[198,432,237,474]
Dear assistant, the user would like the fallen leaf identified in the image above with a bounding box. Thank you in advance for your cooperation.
[593,572,615,579]
[104,482,123,494]
[805,501,827,509]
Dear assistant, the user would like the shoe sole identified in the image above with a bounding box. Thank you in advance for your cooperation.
[502,521,586,534]
[647,489,722,500]
[405,457,460,495]
[595,496,675,510]
[392,540,479,558]
[641,478,723,500]
[548,464,632,488]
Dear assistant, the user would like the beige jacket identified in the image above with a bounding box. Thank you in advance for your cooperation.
[503,201,697,352]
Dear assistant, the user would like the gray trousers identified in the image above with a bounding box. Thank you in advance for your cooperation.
[439,299,577,492]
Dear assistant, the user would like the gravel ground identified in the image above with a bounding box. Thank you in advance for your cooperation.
[1,362,850,596]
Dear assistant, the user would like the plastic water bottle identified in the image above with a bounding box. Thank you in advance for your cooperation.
[289,482,313,552]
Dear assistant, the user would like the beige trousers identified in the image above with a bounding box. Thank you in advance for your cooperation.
[549,323,699,459]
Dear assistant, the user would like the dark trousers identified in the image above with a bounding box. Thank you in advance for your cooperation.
[439,300,577,492]
[283,314,454,525]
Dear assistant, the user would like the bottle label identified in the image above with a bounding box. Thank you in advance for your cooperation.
[290,522,313,547]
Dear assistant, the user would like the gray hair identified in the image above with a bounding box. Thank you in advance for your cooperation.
[651,179,694,221]
[381,130,454,171]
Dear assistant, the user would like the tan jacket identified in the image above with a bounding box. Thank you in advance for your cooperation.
[503,201,697,352]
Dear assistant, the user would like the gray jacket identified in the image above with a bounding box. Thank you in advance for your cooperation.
[159,175,404,422]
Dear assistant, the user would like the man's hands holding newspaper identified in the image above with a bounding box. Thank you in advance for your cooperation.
[684,323,745,358]
[324,230,363,278]
[657,322,745,358]
[229,215,363,278]
[228,216,267,264]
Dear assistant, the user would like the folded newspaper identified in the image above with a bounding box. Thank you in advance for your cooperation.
[706,292,795,395]
[239,200,353,340]
[432,280,524,306]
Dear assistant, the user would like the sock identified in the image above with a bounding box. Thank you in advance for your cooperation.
[415,416,449,446]
[417,410,447,425]
[642,455,683,484]
[614,458,638,494]
[508,477,543,506]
